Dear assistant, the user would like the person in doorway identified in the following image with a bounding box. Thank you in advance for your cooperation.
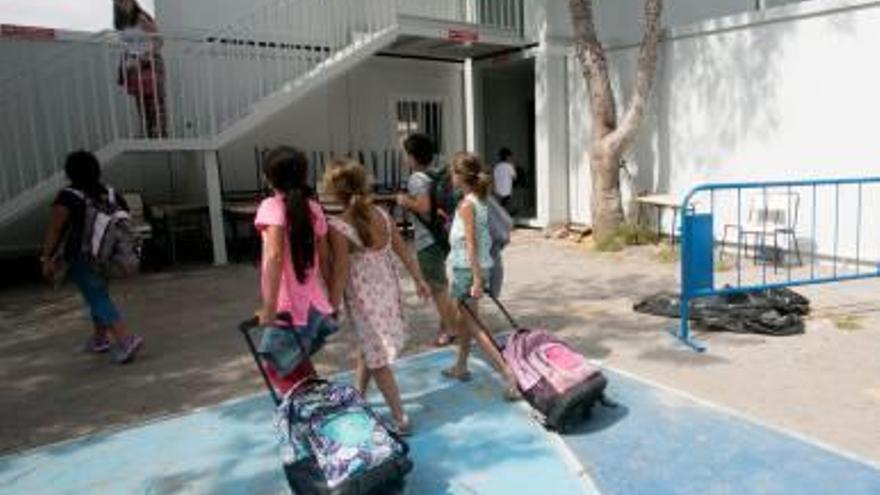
[493,147,517,214]
[443,152,520,401]
[114,0,167,138]
[255,147,334,332]
[324,159,431,435]
[397,133,458,347]
[40,151,144,364]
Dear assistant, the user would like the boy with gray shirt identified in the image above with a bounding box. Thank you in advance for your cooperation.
[396,134,456,346]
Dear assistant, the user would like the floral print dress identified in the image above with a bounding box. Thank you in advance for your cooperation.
[328,207,407,369]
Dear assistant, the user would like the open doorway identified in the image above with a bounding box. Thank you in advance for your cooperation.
[480,57,536,220]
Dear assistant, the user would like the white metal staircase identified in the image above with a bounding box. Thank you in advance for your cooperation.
[0,0,524,255]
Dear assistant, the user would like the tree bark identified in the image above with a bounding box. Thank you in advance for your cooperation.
[569,0,663,242]
[569,0,617,138]
[590,145,624,239]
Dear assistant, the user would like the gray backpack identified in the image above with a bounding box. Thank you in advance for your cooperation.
[67,187,141,277]
[487,196,513,255]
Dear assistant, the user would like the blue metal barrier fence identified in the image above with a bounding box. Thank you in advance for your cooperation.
[677,177,880,351]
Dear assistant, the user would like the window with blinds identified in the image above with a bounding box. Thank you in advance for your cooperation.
[395,99,444,151]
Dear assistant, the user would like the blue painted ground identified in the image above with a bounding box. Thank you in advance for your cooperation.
[0,350,594,495]
[1,348,879,494]
[563,368,880,495]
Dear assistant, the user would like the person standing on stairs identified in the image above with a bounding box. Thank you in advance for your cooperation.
[114,0,167,138]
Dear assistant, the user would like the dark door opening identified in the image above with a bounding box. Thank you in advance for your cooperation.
[480,58,536,219]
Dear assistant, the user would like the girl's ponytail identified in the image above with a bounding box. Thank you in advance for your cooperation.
[323,159,376,248]
[474,171,492,200]
[452,152,492,200]
[349,192,374,248]
[263,147,315,283]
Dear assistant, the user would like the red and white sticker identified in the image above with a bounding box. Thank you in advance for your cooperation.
[448,29,479,43]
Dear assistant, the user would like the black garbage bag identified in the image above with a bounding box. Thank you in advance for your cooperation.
[633,287,809,336]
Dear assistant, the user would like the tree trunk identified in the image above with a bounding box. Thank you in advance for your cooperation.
[569,0,663,241]
[590,147,624,242]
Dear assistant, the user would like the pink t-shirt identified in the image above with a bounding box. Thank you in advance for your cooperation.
[255,195,332,326]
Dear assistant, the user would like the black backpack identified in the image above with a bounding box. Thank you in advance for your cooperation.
[414,166,457,253]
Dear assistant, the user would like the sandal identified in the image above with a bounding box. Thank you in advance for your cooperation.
[433,330,454,347]
[441,367,472,382]
[393,416,412,437]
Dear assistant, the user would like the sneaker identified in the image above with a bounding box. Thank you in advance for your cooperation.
[112,335,144,364]
[81,334,111,354]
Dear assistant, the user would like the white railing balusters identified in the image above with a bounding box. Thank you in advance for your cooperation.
[2,100,12,201]
[275,14,284,96]
[207,49,217,137]
[149,50,160,139]
[262,38,270,99]
[193,47,204,138]
[166,47,178,140]
[333,0,341,51]
[74,68,88,148]
[341,0,347,47]
[329,0,338,53]
[88,51,104,146]
[111,45,123,140]
[1,108,11,202]
[16,95,29,191]
[11,97,23,192]
[5,99,19,199]
[31,91,45,186]
[308,0,317,66]
[34,75,56,180]
[176,45,184,139]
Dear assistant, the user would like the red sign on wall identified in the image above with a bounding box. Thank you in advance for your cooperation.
[1,24,56,41]
[448,29,479,43]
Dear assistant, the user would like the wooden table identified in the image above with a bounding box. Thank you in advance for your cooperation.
[321,193,413,239]
[221,202,261,263]
[635,194,690,245]
[150,203,210,264]
[223,203,257,216]
[222,194,400,218]
[219,193,412,256]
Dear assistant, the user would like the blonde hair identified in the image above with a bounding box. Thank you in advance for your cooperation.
[322,159,376,248]
[452,152,492,200]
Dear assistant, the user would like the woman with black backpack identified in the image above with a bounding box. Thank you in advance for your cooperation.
[40,151,144,364]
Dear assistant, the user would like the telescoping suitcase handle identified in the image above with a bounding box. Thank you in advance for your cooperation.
[458,294,521,353]
[238,316,283,405]
[238,315,327,406]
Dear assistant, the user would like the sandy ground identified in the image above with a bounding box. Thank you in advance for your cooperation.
[1,231,879,463]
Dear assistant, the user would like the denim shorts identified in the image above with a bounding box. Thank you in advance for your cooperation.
[68,262,121,326]
[450,268,491,301]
